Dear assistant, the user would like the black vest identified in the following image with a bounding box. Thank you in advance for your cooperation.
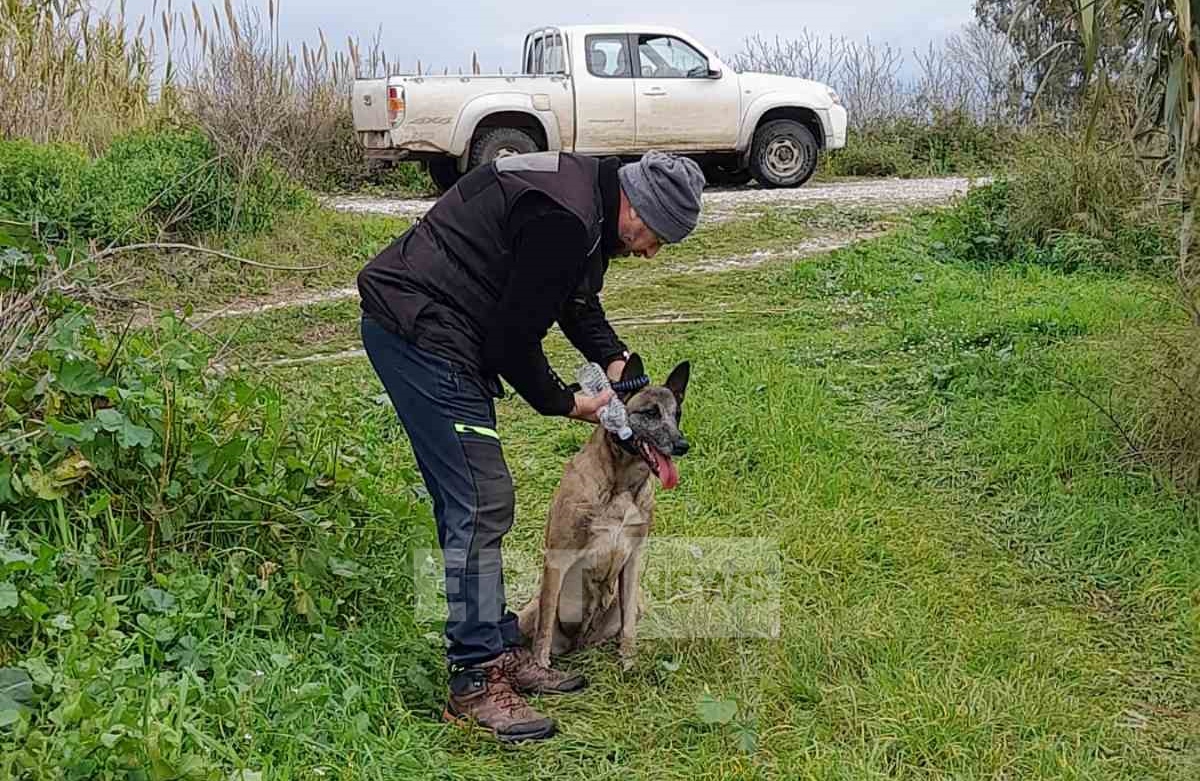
[357,152,604,373]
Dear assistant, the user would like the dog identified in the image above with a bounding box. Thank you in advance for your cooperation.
[517,355,690,669]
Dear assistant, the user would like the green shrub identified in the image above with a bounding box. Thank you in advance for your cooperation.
[827,137,915,177]
[331,160,436,197]
[0,130,304,243]
[0,230,429,774]
[827,113,1015,178]
[82,129,298,239]
[914,111,1015,175]
[931,136,1172,273]
[0,140,90,238]
[930,178,1013,266]
[1006,135,1145,248]
[382,162,436,194]
[1,312,382,558]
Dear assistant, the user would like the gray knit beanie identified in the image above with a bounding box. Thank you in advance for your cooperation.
[618,152,706,244]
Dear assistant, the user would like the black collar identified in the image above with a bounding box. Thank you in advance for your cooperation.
[610,431,640,457]
[599,157,622,259]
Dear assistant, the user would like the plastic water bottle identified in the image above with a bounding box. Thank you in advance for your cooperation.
[576,362,633,440]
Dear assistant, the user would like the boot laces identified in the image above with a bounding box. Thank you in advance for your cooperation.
[485,664,527,714]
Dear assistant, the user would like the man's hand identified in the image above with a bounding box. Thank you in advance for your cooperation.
[606,358,627,383]
[568,389,614,424]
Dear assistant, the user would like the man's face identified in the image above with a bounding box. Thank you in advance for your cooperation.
[617,196,664,259]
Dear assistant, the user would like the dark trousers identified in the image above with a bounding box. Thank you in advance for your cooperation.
[361,316,522,667]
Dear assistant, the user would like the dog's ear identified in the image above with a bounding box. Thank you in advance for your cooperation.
[621,353,645,384]
[665,361,690,407]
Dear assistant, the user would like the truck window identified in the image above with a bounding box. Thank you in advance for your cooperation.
[529,36,544,74]
[544,33,565,74]
[585,34,632,78]
[525,31,565,75]
[636,35,709,79]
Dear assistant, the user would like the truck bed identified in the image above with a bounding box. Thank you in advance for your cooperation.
[353,73,572,158]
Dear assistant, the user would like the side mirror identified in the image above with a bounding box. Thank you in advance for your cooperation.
[707,66,723,79]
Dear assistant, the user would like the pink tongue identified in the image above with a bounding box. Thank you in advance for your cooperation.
[653,450,679,490]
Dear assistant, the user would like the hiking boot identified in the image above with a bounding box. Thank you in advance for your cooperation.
[498,646,588,695]
[443,656,557,743]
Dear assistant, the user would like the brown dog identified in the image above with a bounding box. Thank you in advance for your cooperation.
[517,356,690,669]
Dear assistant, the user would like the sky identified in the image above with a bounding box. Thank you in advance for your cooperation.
[115,0,975,76]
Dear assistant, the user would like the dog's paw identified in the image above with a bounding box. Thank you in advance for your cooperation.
[534,650,552,669]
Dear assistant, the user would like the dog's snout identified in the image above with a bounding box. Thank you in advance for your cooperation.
[673,438,690,457]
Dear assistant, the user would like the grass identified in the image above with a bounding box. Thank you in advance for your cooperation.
[244,219,1196,776]
[8,205,1200,778]
[195,204,891,363]
[97,205,410,314]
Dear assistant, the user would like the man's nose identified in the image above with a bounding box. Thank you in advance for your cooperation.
[644,245,660,259]
[672,437,689,456]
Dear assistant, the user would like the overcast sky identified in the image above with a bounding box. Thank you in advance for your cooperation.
[119,0,975,77]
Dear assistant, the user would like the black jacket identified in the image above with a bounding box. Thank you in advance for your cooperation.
[357,152,627,416]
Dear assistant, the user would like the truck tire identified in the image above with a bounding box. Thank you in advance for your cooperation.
[749,120,818,188]
[426,157,462,193]
[469,127,540,170]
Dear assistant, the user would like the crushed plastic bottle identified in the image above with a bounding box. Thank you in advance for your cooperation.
[576,362,633,440]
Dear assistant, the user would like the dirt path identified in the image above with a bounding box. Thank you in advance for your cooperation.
[325,176,978,223]
[193,229,880,329]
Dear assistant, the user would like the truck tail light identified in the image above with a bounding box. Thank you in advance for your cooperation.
[387,86,405,124]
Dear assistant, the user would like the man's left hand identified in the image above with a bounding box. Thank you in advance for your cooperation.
[606,358,627,383]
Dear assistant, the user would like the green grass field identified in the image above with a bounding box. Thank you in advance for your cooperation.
[5,204,1199,779]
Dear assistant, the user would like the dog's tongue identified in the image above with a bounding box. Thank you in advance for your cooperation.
[653,450,679,490]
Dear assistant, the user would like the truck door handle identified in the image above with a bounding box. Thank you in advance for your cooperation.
[642,87,667,97]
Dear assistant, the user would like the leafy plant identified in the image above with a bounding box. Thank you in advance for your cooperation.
[695,692,758,755]
[0,130,303,244]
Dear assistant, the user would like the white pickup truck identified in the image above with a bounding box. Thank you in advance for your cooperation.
[352,24,848,191]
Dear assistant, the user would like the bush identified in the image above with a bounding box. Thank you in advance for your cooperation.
[84,130,303,239]
[0,230,429,777]
[0,130,303,243]
[826,137,916,177]
[1,313,377,559]
[0,140,90,236]
[1,235,418,625]
[931,136,1172,272]
[930,178,1014,265]
[827,113,1016,178]
[1006,135,1146,248]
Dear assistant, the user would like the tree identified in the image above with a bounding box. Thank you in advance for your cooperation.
[974,0,1131,119]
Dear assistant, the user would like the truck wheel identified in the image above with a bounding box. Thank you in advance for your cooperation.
[749,120,818,188]
[469,127,540,169]
[426,157,462,193]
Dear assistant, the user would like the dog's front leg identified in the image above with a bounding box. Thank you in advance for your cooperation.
[617,550,643,670]
[533,554,569,668]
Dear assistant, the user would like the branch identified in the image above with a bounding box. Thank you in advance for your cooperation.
[91,242,331,272]
[1054,373,1141,459]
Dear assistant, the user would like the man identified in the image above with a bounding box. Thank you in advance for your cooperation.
[357,150,706,742]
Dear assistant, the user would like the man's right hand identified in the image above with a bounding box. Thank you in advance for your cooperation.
[568,389,614,424]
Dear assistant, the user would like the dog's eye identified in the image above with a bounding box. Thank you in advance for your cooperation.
[639,407,661,419]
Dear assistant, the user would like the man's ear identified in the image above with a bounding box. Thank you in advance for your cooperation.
[665,361,690,406]
[621,353,645,384]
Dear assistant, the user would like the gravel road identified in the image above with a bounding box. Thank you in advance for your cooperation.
[326,176,979,222]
